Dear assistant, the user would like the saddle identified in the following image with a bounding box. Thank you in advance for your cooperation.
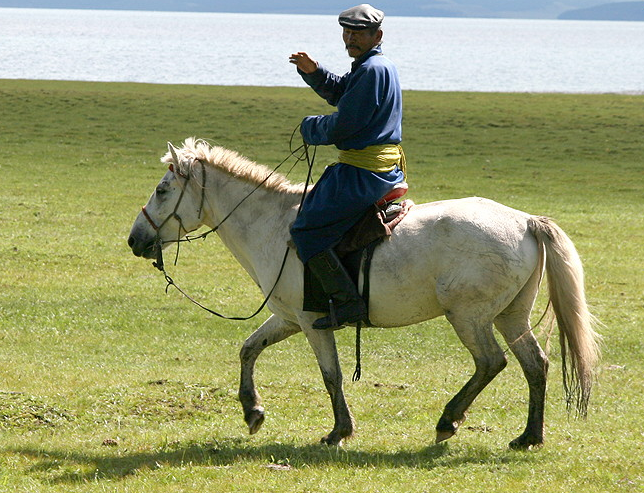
[303,183,414,317]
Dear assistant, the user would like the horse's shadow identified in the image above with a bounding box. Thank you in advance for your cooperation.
[10,438,538,483]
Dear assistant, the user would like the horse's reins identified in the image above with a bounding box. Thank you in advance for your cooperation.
[143,133,316,321]
[143,134,366,381]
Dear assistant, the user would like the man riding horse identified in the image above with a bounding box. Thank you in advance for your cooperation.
[289,4,405,330]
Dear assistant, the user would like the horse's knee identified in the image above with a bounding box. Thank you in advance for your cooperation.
[492,352,508,373]
[239,342,250,362]
[475,351,508,379]
[240,338,261,364]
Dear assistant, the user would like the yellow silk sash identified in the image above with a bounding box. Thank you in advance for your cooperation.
[336,144,406,178]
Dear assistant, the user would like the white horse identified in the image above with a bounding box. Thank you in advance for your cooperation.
[128,138,600,449]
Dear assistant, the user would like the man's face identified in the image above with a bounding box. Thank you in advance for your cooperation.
[342,27,383,59]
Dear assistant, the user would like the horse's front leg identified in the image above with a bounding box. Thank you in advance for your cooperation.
[301,324,355,446]
[239,314,301,435]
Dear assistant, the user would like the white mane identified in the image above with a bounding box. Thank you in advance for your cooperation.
[162,137,305,195]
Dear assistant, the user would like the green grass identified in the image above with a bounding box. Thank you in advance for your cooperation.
[0,79,642,492]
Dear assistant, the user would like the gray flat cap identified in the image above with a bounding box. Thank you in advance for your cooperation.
[338,4,384,30]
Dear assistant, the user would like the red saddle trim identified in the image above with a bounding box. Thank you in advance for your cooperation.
[376,182,408,207]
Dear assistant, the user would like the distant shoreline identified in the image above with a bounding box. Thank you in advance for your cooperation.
[1,78,642,96]
[1,2,644,22]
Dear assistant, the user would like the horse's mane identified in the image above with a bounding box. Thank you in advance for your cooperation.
[162,137,305,195]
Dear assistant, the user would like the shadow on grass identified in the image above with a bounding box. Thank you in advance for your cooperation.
[8,437,540,484]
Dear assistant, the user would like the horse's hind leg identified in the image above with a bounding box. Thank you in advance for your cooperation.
[495,305,549,449]
[239,314,301,435]
[436,315,507,444]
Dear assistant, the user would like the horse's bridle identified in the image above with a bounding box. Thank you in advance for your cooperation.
[138,138,367,379]
[141,160,207,271]
[137,138,316,322]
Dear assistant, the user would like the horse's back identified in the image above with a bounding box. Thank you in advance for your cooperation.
[368,197,540,327]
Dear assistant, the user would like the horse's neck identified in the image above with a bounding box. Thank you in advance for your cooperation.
[202,172,300,284]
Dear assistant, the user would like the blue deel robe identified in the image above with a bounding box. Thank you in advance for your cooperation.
[291,46,404,263]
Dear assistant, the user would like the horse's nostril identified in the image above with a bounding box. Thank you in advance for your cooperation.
[127,235,135,248]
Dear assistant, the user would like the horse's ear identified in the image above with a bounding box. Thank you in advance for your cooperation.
[168,142,179,165]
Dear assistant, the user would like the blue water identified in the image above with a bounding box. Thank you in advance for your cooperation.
[1,8,643,93]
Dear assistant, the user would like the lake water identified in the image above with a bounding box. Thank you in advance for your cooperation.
[1,8,643,93]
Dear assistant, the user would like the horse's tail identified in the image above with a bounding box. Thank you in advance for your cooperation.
[528,216,601,417]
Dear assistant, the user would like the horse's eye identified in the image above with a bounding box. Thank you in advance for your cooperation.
[155,182,169,196]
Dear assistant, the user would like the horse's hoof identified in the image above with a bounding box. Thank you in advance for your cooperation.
[435,417,459,443]
[435,429,456,444]
[246,407,265,435]
[509,434,543,450]
[321,433,344,446]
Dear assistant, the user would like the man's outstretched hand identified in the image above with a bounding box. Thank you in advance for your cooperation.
[289,52,318,74]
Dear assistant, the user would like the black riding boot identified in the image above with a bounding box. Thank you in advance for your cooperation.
[306,249,367,330]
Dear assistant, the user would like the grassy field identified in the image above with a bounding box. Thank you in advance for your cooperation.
[0,79,642,492]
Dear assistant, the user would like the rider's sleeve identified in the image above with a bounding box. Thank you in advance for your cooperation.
[298,65,349,107]
[300,64,381,147]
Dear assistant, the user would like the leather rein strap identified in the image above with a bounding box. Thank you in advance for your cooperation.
[143,137,366,381]
[145,138,316,321]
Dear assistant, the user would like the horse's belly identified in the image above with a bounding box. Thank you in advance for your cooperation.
[366,263,444,328]
[368,289,444,328]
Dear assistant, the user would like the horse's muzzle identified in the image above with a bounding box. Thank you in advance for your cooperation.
[128,231,157,259]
